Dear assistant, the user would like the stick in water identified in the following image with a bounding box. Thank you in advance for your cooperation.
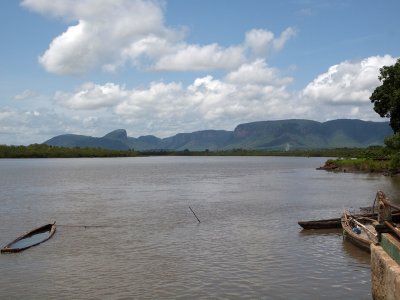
[189,206,201,223]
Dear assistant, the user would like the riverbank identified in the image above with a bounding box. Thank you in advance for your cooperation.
[317,158,394,175]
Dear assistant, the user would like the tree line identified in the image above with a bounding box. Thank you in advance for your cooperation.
[0,144,139,158]
[0,143,388,159]
[369,58,400,170]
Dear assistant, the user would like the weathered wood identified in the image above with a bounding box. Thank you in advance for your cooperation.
[352,217,377,237]
[1,222,56,253]
[341,211,377,253]
[384,221,400,241]
[189,206,201,223]
[298,218,342,229]
[377,191,393,223]
[299,211,400,230]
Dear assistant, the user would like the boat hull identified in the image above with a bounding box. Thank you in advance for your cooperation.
[299,211,400,230]
[298,218,341,229]
[341,213,376,253]
[1,223,56,253]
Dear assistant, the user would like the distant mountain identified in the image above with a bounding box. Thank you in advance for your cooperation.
[44,131,130,151]
[43,119,393,151]
[227,119,392,150]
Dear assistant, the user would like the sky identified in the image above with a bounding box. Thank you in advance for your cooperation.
[0,0,399,145]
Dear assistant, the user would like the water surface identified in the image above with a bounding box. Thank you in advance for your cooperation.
[1,156,400,299]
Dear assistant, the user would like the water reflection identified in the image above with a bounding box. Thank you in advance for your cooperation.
[342,238,371,266]
[299,228,342,236]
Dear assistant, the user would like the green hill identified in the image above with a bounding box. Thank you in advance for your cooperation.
[43,119,393,151]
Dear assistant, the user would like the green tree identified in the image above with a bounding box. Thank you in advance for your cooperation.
[370,58,400,132]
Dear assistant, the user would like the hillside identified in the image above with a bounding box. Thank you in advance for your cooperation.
[43,119,393,151]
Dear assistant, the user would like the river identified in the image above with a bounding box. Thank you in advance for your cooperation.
[1,156,400,299]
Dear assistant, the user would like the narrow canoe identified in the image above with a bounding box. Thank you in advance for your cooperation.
[298,218,342,229]
[299,211,400,230]
[341,212,377,253]
[1,222,56,253]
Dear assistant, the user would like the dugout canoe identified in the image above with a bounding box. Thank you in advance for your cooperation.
[341,211,377,253]
[298,218,342,229]
[1,222,56,253]
[299,211,400,230]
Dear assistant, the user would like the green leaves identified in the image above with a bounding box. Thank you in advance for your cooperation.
[370,59,400,132]
[0,144,139,158]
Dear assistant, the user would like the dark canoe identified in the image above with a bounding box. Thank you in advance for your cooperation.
[299,211,400,230]
[298,218,342,229]
[341,212,377,253]
[1,222,56,253]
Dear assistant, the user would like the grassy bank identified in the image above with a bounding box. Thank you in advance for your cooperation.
[321,158,392,174]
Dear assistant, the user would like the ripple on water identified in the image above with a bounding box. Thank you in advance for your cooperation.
[0,157,381,299]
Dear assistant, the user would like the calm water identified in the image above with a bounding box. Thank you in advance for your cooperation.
[1,156,400,299]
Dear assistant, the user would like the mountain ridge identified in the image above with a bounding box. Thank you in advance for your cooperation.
[43,119,393,151]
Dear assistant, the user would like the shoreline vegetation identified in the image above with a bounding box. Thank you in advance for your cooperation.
[318,133,400,176]
[317,158,393,175]
[0,143,380,157]
[0,143,377,158]
[1,143,398,175]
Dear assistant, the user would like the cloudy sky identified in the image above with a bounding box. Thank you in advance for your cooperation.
[1,0,399,145]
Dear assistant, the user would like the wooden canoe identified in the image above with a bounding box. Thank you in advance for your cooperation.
[341,212,377,253]
[298,218,342,229]
[1,222,56,253]
[299,211,400,230]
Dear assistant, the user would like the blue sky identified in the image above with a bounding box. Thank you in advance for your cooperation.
[0,0,399,145]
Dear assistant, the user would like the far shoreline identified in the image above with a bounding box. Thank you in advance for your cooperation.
[0,143,373,159]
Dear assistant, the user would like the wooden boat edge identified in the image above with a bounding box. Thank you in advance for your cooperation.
[1,222,56,253]
[341,214,373,253]
[299,211,400,230]
[298,218,341,229]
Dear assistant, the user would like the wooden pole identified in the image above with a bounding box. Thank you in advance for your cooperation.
[352,218,377,237]
[189,206,201,223]
[377,191,392,223]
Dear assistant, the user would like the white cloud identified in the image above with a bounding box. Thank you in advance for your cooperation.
[0,110,17,121]
[225,59,293,86]
[38,20,101,74]
[52,58,301,136]
[14,89,38,100]
[25,110,40,117]
[22,0,295,74]
[273,27,297,51]
[55,82,126,110]
[0,108,60,144]
[8,1,394,146]
[302,55,397,105]
[295,55,400,123]
[121,35,176,65]
[245,27,297,58]
[51,55,396,137]
[153,44,246,71]
[23,0,169,74]
[153,28,296,72]
[0,105,127,145]
[245,29,274,58]
[115,81,183,117]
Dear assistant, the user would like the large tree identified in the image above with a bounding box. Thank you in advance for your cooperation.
[370,58,400,133]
